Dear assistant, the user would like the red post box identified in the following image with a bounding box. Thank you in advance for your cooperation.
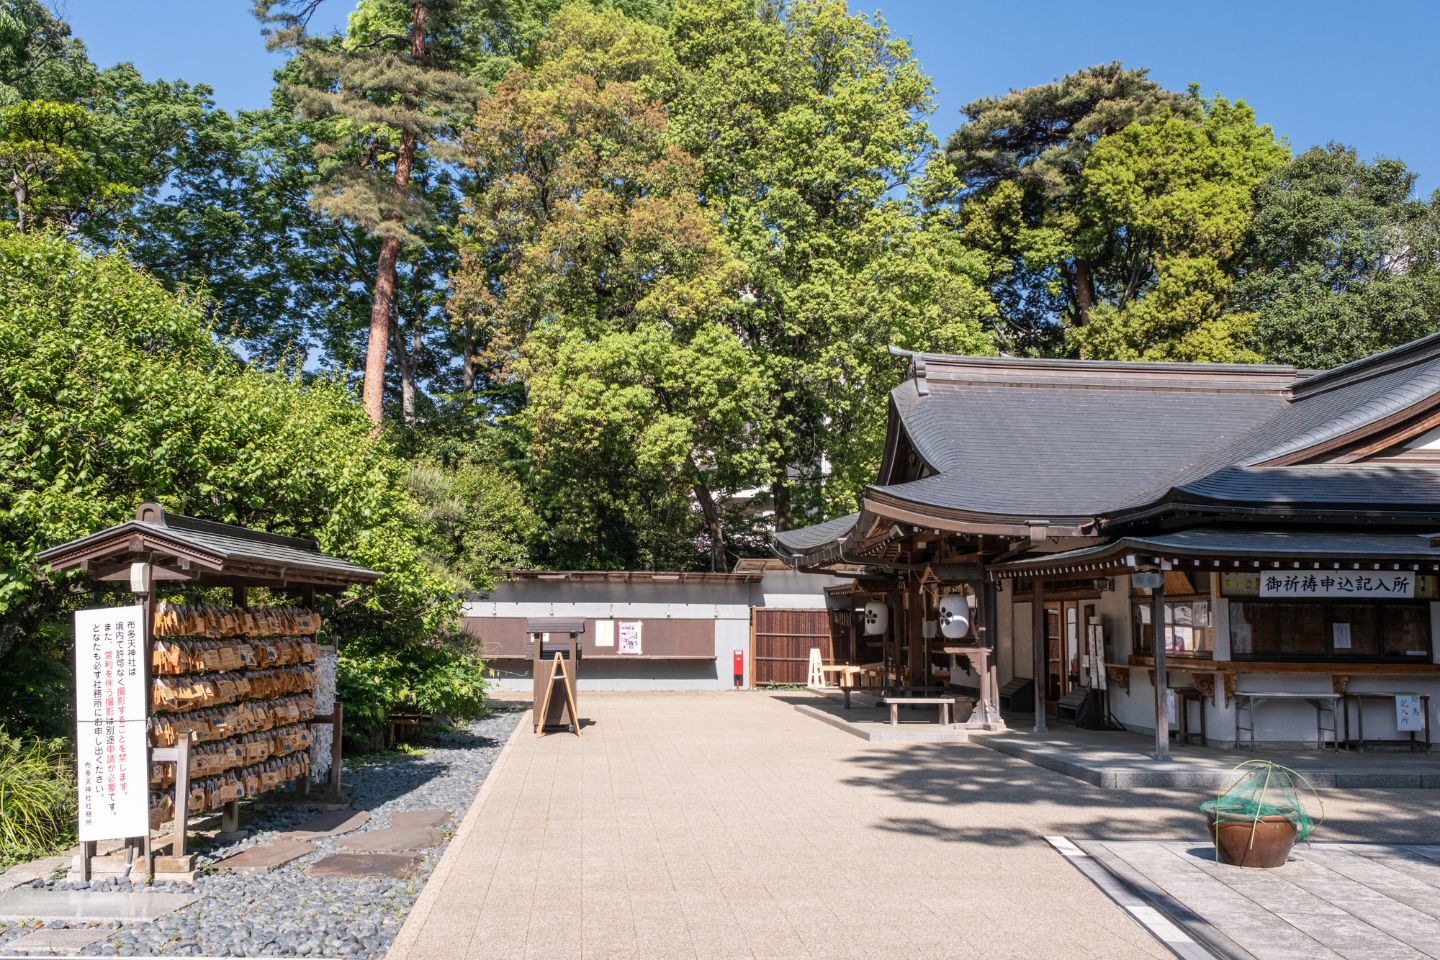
[732,649,744,690]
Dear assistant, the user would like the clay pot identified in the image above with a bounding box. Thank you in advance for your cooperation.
[1206,813,1297,868]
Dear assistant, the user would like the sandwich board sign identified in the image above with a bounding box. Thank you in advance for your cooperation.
[74,605,149,842]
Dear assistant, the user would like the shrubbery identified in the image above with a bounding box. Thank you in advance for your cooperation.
[0,729,76,868]
[0,230,500,743]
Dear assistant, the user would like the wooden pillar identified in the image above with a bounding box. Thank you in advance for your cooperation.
[984,581,1001,720]
[1032,579,1047,733]
[907,579,927,689]
[1152,577,1171,760]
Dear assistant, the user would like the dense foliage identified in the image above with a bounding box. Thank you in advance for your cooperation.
[0,230,507,737]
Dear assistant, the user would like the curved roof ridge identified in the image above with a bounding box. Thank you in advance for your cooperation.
[1240,364,1440,465]
[1292,329,1440,398]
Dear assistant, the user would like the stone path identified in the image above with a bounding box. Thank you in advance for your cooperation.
[1074,839,1440,959]
[390,692,1440,960]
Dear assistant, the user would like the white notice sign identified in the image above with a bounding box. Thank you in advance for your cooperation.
[617,621,642,656]
[1396,694,1424,733]
[1260,571,1414,599]
[73,605,149,841]
[594,620,615,648]
[1332,622,1352,650]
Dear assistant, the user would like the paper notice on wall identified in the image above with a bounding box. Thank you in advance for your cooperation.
[1333,622,1353,650]
[594,620,615,648]
[1397,693,1423,732]
[617,621,642,656]
[73,605,150,841]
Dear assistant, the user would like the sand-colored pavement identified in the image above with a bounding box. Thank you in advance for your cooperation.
[386,693,1440,960]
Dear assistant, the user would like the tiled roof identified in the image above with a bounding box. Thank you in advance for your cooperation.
[38,505,379,587]
[773,513,859,554]
[991,527,1440,576]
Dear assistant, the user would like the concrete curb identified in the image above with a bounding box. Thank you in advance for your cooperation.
[383,709,528,960]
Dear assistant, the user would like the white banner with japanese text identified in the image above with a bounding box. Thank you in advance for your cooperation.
[1259,571,1414,599]
[74,605,149,841]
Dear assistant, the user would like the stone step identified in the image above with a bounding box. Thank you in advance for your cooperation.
[211,837,313,875]
[286,809,370,838]
[336,825,440,854]
[0,889,199,922]
[387,809,451,830]
[4,925,110,955]
[308,853,423,879]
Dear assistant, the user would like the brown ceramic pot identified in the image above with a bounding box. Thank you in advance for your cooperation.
[1206,813,1297,868]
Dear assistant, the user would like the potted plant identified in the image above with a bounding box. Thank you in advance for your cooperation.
[1200,760,1323,868]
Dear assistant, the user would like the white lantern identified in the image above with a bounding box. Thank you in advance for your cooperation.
[862,600,888,636]
[938,593,971,639]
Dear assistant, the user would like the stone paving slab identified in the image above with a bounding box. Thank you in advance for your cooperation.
[388,809,451,830]
[0,889,199,922]
[2,925,110,955]
[309,853,423,879]
[1076,839,1440,959]
[288,808,370,838]
[337,825,440,854]
[211,836,314,875]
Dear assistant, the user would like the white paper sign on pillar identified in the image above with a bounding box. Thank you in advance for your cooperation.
[74,605,150,842]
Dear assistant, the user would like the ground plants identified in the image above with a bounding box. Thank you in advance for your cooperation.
[0,728,76,867]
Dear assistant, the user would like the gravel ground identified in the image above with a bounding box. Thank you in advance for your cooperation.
[0,708,521,959]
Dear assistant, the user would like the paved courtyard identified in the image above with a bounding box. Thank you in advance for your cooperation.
[1076,839,1440,959]
[387,693,1440,960]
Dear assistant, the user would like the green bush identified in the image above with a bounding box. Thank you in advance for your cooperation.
[0,231,502,738]
[337,638,491,746]
[0,729,76,868]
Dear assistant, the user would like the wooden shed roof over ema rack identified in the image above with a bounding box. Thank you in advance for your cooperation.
[37,503,381,591]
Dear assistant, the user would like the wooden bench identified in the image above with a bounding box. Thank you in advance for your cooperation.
[879,695,953,726]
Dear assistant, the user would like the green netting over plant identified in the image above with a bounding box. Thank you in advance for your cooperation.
[1201,759,1324,842]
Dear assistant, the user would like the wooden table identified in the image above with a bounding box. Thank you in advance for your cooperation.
[1233,691,1342,749]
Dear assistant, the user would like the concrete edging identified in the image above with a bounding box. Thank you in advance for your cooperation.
[383,708,529,960]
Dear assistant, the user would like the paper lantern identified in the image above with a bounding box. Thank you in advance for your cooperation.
[938,593,971,639]
[862,600,888,636]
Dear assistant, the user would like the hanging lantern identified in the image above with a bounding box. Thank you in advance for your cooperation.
[938,593,971,639]
[862,600,888,636]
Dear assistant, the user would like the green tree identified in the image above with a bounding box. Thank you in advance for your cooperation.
[454,3,775,570]
[668,0,994,523]
[0,98,126,230]
[1069,96,1289,361]
[1234,144,1440,368]
[945,63,1194,351]
[255,0,484,427]
[0,230,475,733]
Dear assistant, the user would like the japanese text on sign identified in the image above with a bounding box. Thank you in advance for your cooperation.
[1396,694,1424,733]
[617,621,642,656]
[74,605,149,842]
[1259,571,1414,599]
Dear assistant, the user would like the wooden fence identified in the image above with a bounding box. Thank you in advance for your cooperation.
[752,609,832,686]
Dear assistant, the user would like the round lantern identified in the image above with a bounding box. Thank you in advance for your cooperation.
[938,593,971,639]
[862,600,888,636]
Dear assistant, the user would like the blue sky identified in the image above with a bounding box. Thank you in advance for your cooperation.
[64,0,1440,194]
